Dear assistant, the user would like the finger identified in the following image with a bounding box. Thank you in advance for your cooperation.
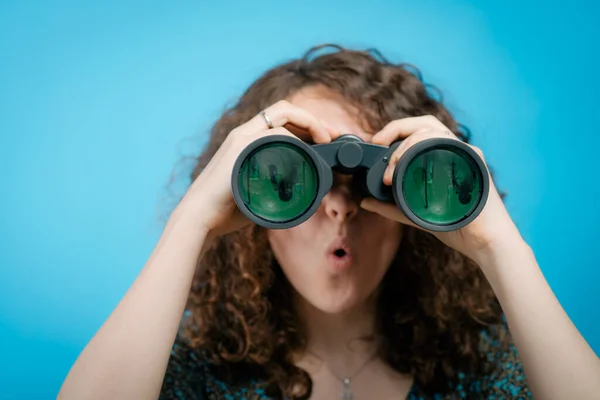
[372,115,451,145]
[382,130,451,185]
[244,100,334,144]
[285,122,341,142]
[260,126,330,146]
[360,198,419,229]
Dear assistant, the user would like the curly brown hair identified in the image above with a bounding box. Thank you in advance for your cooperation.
[179,44,506,399]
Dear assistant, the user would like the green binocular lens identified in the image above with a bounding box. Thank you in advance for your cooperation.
[237,143,319,223]
[232,134,488,231]
[399,147,482,226]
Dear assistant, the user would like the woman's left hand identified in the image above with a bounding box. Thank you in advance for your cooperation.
[360,115,525,264]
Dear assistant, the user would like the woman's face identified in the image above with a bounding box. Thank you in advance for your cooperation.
[267,86,403,314]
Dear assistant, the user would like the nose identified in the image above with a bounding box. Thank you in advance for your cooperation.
[322,177,359,223]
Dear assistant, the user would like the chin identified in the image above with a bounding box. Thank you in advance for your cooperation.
[309,291,364,315]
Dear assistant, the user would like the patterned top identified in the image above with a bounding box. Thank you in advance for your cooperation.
[160,326,531,400]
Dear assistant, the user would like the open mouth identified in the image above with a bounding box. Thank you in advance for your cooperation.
[326,237,354,271]
[330,243,352,259]
[333,248,347,258]
[327,243,353,271]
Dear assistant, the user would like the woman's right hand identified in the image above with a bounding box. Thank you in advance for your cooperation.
[58,102,338,400]
[178,100,339,240]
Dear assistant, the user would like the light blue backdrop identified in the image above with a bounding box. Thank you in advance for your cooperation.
[1,1,598,398]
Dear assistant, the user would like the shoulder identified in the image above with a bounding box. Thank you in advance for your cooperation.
[409,322,532,399]
[159,337,211,400]
[159,337,272,400]
[461,322,532,398]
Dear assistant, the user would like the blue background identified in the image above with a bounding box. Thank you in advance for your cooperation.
[1,1,598,398]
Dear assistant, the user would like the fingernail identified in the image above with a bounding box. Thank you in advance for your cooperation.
[324,123,338,134]
[360,199,372,210]
[384,168,393,184]
[371,134,383,144]
[397,140,408,152]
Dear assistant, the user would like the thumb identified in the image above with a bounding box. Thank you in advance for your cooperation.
[360,198,417,228]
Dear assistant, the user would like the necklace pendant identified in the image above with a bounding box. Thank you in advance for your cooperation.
[340,378,354,400]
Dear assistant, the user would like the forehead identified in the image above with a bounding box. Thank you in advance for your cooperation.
[287,85,373,141]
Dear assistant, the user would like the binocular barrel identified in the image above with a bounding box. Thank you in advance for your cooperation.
[231,134,489,232]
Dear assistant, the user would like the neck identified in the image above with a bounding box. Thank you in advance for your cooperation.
[297,292,380,357]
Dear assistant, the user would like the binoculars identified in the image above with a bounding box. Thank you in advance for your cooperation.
[231,134,489,232]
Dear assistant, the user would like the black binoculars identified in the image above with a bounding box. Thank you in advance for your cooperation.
[231,134,489,231]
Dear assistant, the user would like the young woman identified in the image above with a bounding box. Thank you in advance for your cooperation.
[58,45,600,399]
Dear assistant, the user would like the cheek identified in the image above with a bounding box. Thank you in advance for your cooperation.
[266,222,319,268]
[267,230,292,261]
[358,214,403,264]
[267,224,323,296]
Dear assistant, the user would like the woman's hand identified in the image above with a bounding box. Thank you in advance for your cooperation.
[179,100,339,240]
[57,102,340,400]
[359,115,525,264]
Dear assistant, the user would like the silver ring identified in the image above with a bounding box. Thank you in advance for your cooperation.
[260,110,274,129]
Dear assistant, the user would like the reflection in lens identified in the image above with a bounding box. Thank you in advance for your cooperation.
[237,143,318,223]
[402,147,482,225]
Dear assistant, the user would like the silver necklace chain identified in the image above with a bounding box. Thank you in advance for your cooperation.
[307,349,379,400]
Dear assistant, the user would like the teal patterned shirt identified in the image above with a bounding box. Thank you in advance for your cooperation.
[160,326,531,399]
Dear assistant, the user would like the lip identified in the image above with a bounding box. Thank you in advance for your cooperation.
[326,237,354,272]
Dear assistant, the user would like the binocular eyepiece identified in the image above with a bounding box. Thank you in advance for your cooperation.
[231,134,489,231]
